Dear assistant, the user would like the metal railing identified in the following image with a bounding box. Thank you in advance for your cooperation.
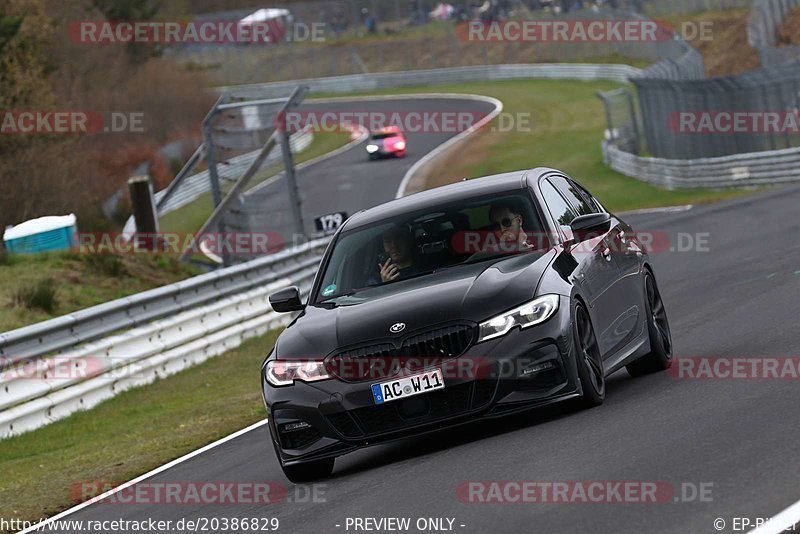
[602,140,800,187]
[0,239,327,369]
[221,63,643,100]
[0,238,328,438]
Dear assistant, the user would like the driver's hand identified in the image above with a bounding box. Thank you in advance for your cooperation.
[379,259,399,282]
[499,230,516,243]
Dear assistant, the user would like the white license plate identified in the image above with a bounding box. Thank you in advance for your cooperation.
[371,369,445,405]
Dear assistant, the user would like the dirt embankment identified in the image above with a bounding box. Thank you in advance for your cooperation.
[776,7,800,47]
[673,9,761,77]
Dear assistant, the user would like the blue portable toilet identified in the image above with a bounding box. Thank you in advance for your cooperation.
[3,214,78,254]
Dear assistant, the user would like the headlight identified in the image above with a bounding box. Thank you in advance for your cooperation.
[366,144,380,153]
[393,140,406,150]
[477,294,559,342]
[265,360,330,387]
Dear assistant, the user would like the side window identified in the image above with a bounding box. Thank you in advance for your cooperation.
[575,183,606,213]
[540,180,577,227]
[549,175,595,216]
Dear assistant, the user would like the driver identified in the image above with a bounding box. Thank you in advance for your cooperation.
[379,224,422,282]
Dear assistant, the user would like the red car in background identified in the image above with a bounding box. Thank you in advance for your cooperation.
[365,126,407,160]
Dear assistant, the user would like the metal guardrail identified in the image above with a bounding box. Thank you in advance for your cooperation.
[219,63,644,100]
[0,239,328,368]
[0,238,328,438]
[602,141,800,188]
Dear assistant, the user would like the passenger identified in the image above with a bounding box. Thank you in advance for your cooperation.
[489,201,536,251]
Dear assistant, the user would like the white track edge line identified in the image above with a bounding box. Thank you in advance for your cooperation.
[748,498,800,534]
[393,94,504,199]
[619,204,694,216]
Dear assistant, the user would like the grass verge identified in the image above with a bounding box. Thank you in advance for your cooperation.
[319,78,755,211]
[0,330,279,527]
[0,253,200,333]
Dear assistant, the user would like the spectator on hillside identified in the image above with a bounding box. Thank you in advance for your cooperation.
[362,8,377,34]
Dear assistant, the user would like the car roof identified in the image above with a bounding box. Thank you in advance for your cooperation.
[343,168,556,229]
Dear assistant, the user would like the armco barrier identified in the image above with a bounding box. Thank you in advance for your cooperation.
[602,141,800,188]
[0,238,328,367]
[0,239,327,438]
[218,64,645,99]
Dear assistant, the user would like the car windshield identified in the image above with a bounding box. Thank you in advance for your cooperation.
[314,191,548,304]
[370,132,397,140]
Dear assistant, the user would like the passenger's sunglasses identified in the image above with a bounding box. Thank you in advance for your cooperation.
[493,215,520,229]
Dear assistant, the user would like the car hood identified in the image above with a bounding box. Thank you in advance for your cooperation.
[274,249,556,359]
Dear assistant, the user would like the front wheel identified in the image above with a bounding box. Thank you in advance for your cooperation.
[626,271,673,377]
[573,302,605,408]
[281,457,335,483]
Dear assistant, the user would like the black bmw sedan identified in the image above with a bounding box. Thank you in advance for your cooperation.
[262,167,673,481]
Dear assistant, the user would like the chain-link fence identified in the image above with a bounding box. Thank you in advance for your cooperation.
[597,87,642,154]
[748,0,800,66]
[632,58,800,159]
[605,0,800,160]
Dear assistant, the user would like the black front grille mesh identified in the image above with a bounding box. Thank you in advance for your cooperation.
[326,412,363,438]
[279,426,322,449]
[326,324,476,382]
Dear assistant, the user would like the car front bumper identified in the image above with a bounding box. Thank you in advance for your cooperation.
[262,296,581,466]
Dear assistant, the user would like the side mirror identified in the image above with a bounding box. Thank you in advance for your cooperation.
[569,213,611,241]
[269,286,304,313]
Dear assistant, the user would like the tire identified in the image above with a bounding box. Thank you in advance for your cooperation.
[573,302,605,408]
[280,457,335,483]
[626,271,673,377]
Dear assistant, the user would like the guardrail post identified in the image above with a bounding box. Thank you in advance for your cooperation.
[128,175,160,251]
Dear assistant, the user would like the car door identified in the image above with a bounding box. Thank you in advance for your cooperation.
[591,201,646,350]
[554,176,642,354]
[539,178,619,358]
